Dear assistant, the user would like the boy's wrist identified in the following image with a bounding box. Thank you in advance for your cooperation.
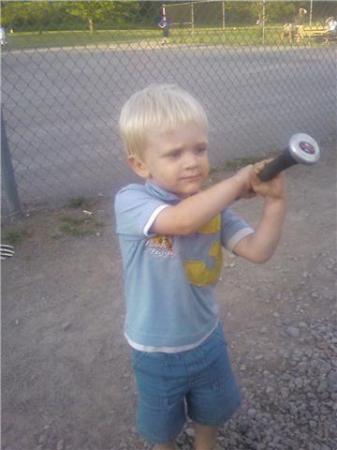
[264,196,286,210]
[229,176,248,201]
[232,168,251,193]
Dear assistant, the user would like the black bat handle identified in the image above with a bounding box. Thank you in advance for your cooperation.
[258,149,297,182]
[258,133,320,182]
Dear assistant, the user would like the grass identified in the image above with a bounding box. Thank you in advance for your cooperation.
[67,196,93,209]
[211,155,272,174]
[58,214,102,237]
[4,29,159,50]
[3,228,28,246]
[3,25,323,50]
[2,213,101,243]
[2,198,105,246]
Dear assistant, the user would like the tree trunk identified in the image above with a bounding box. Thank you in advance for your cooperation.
[88,17,94,33]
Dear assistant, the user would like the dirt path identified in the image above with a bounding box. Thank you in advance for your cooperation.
[2,141,336,450]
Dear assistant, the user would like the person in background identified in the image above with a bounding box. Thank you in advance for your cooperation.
[325,16,337,42]
[158,16,170,45]
[0,26,7,46]
[158,5,170,45]
[294,7,307,43]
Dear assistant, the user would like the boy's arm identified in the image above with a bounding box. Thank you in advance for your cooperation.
[151,165,254,236]
[233,197,286,263]
[233,162,286,263]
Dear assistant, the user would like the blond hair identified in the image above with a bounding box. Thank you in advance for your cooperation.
[119,84,208,158]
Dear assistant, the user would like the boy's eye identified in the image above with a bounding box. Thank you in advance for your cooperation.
[167,149,182,159]
[195,146,207,154]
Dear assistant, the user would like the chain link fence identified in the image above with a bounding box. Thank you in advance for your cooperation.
[1,1,336,218]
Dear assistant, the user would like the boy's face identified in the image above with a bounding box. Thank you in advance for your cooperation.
[130,123,209,197]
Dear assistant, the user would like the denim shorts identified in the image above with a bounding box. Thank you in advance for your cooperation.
[131,323,241,444]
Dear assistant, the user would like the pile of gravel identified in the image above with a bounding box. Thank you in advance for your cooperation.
[174,315,337,450]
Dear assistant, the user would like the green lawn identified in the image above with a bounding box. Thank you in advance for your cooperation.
[3,26,320,50]
[4,29,160,50]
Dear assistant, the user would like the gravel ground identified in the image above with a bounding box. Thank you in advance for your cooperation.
[2,140,336,450]
[175,316,337,450]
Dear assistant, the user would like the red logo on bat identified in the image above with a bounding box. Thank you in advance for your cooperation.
[299,141,315,154]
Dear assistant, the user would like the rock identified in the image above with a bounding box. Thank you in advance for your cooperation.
[62,322,71,331]
[56,439,64,450]
[309,420,317,428]
[280,387,289,398]
[185,427,195,438]
[286,326,300,338]
[247,408,257,418]
[327,371,337,392]
[317,380,328,392]
[237,419,249,435]
[38,434,47,444]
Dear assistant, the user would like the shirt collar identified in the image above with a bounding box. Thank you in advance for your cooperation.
[145,181,181,204]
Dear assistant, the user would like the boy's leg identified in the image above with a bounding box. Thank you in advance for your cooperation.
[131,350,187,448]
[194,423,217,450]
[153,442,177,450]
[185,325,241,450]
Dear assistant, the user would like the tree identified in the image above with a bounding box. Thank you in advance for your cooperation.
[253,1,265,26]
[65,1,140,32]
[264,1,297,24]
[1,1,51,31]
[225,1,256,25]
[1,1,74,32]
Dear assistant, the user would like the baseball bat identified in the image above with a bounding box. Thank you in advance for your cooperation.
[258,133,320,182]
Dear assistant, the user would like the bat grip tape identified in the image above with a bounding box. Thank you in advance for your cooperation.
[258,150,296,182]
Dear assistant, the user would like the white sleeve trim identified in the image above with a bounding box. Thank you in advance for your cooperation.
[143,204,170,236]
[226,227,254,252]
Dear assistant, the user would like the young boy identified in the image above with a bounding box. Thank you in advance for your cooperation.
[115,84,286,450]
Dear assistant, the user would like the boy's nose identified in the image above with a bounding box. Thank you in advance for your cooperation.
[182,151,198,168]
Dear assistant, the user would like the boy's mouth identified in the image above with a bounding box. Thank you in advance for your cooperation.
[180,174,202,182]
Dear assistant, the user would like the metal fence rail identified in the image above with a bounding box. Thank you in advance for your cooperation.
[1,1,336,217]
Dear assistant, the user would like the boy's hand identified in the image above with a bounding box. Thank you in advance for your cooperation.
[251,159,285,199]
[234,164,257,199]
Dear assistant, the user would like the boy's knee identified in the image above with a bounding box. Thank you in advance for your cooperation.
[153,442,177,450]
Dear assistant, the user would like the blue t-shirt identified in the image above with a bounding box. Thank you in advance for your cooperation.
[115,181,254,352]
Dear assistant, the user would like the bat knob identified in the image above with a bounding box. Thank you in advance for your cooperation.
[288,133,320,165]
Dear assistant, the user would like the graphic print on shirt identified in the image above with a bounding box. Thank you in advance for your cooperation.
[184,214,223,287]
[145,235,174,257]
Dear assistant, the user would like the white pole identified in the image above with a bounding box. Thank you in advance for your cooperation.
[309,0,313,26]
[222,1,225,30]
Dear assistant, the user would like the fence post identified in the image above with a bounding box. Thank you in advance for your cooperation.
[1,109,22,217]
[191,1,194,35]
[262,0,266,45]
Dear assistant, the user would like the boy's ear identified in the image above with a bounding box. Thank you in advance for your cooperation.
[127,155,150,179]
